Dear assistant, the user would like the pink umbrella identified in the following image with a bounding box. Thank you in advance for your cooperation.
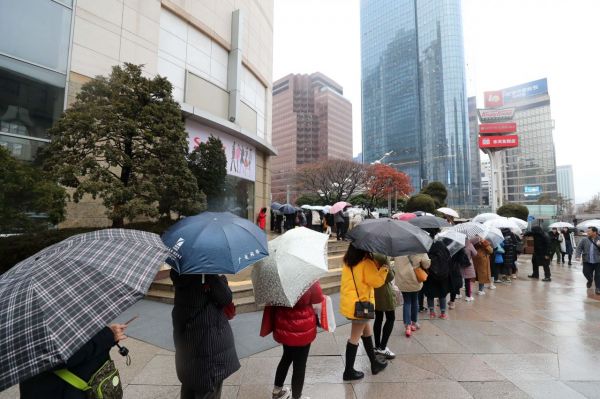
[392,212,404,220]
[330,201,351,214]
[398,213,417,221]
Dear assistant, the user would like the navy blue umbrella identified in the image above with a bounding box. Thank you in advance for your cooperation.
[162,212,268,274]
[271,202,283,210]
[280,204,297,215]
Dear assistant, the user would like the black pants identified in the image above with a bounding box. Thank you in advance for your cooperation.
[562,252,573,264]
[274,344,311,398]
[583,263,600,288]
[336,222,345,240]
[181,382,223,399]
[374,310,395,349]
[418,289,425,309]
[531,255,551,278]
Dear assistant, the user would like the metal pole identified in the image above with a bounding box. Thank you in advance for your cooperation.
[286,184,290,204]
[388,191,392,217]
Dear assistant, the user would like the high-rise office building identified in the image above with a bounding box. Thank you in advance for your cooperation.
[360,0,470,205]
[468,96,482,205]
[556,165,575,203]
[495,79,558,204]
[0,0,275,226]
[271,73,352,202]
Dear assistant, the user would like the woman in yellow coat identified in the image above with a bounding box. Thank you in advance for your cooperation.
[340,244,389,381]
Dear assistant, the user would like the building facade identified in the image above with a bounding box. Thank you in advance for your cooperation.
[496,79,558,205]
[271,73,352,203]
[468,96,482,206]
[0,0,275,226]
[557,165,575,203]
[360,0,470,205]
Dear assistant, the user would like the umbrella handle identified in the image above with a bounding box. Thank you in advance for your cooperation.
[202,274,205,284]
[117,343,131,366]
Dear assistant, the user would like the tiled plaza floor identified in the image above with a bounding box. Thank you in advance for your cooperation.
[4,256,600,398]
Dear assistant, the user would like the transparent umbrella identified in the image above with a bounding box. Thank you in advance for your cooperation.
[251,227,329,307]
[472,213,501,224]
[484,218,522,235]
[436,230,466,256]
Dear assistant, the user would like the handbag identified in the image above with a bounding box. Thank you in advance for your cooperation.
[414,266,428,283]
[54,359,123,399]
[350,267,375,319]
[223,301,236,320]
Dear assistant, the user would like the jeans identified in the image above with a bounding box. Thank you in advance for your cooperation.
[401,292,419,326]
[478,283,485,291]
[427,295,447,313]
[374,310,395,349]
[274,344,311,399]
[583,263,600,289]
[181,383,223,399]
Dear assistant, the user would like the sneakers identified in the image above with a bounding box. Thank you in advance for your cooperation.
[439,313,448,320]
[456,294,463,299]
[448,301,456,309]
[411,322,420,331]
[512,274,518,279]
[429,311,437,319]
[494,279,502,283]
[587,280,593,289]
[542,277,552,282]
[272,387,291,399]
[488,284,497,290]
[465,296,474,302]
[477,290,486,296]
[376,346,396,359]
[405,326,412,337]
[527,274,539,279]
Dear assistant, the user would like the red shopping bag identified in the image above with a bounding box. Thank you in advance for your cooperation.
[315,296,336,332]
[260,305,275,337]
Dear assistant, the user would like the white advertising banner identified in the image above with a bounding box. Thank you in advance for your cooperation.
[186,119,256,182]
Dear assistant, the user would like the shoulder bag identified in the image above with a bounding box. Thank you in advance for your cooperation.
[350,267,375,319]
[54,359,123,399]
[410,256,428,283]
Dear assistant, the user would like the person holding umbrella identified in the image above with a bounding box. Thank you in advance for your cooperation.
[20,324,128,398]
[421,228,452,318]
[340,244,389,381]
[262,282,324,399]
[561,227,575,266]
[394,252,431,336]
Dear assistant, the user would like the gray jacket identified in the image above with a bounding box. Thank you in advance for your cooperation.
[575,238,600,263]
[334,211,344,224]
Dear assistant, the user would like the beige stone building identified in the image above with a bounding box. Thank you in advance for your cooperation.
[0,0,275,227]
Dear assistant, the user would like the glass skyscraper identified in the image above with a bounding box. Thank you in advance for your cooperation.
[360,0,470,205]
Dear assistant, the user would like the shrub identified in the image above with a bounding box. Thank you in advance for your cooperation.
[404,194,437,214]
[497,203,529,221]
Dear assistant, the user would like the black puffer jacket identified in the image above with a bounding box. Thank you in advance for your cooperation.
[525,227,552,266]
[171,271,240,393]
[423,241,451,298]
[501,228,518,267]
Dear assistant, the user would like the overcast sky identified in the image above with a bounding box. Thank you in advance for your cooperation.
[273,0,600,203]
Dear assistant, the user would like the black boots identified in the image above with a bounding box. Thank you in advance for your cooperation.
[361,335,388,375]
[343,342,364,381]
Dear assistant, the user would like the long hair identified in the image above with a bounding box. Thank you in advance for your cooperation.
[343,244,371,268]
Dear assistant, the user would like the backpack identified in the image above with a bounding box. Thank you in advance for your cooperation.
[427,242,451,281]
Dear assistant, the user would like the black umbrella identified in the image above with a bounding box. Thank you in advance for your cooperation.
[271,202,283,210]
[408,215,451,229]
[280,204,297,215]
[346,219,433,257]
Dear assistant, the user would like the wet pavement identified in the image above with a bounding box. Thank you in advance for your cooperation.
[4,255,600,398]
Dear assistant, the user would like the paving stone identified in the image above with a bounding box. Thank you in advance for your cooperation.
[460,381,530,399]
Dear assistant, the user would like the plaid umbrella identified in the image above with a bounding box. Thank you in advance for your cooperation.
[0,229,169,391]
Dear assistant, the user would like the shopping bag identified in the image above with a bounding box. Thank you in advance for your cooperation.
[319,295,336,332]
[260,305,275,337]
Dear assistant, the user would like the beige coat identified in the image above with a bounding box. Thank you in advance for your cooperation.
[393,253,431,293]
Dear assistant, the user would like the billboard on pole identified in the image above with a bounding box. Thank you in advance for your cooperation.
[477,108,515,123]
[479,135,519,149]
[479,122,517,134]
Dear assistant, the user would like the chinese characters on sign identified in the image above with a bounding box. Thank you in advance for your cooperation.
[479,135,519,149]
[479,122,517,134]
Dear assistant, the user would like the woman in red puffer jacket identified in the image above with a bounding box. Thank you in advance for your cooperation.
[263,282,324,399]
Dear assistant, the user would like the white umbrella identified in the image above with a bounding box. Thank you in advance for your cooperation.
[437,207,459,218]
[484,217,522,235]
[322,205,332,214]
[301,204,312,209]
[549,222,574,229]
[311,205,325,211]
[480,226,504,247]
[251,227,329,307]
[509,217,528,230]
[577,220,600,231]
[472,213,501,224]
[449,222,487,239]
[436,230,466,256]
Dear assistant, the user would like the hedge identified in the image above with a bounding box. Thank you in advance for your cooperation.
[0,220,177,274]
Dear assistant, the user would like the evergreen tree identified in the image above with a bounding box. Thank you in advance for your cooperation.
[0,147,66,232]
[43,64,204,227]
[421,181,448,208]
[188,135,228,210]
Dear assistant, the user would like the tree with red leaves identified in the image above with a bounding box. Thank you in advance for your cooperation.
[364,164,413,210]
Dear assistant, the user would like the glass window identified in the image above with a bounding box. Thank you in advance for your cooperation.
[219,175,255,221]
[0,66,64,161]
[0,0,72,73]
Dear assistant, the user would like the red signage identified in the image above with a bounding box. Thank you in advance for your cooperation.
[479,135,519,149]
[484,91,504,108]
[478,108,515,122]
[479,122,517,134]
